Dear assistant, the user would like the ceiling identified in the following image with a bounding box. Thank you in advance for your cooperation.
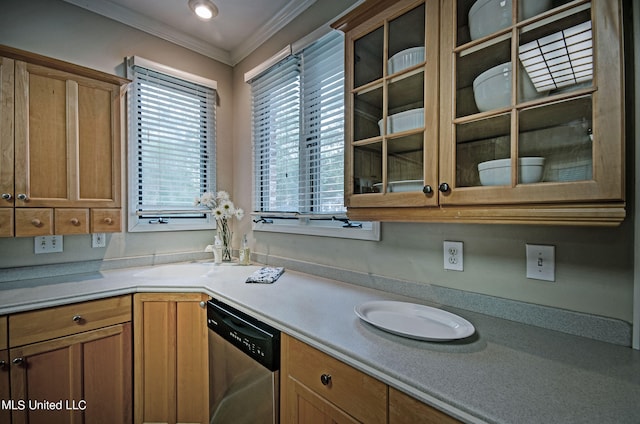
[61,0,317,66]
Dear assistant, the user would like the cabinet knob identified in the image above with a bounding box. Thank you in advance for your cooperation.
[12,357,25,366]
[422,185,433,194]
[0,360,6,369]
[70,218,80,226]
[72,315,84,323]
[103,217,113,225]
[1,193,11,200]
[17,193,28,201]
[199,301,206,309]
[31,219,42,227]
[320,373,332,386]
[438,183,450,193]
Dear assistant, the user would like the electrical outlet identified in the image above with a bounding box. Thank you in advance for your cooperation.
[443,241,463,271]
[34,235,63,254]
[92,233,106,248]
[526,244,555,282]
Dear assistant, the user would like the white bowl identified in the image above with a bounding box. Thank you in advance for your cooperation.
[468,0,552,41]
[478,157,545,186]
[378,108,424,135]
[472,62,544,112]
[388,47,425,74]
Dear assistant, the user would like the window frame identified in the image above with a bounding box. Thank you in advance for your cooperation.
[126,56,218,232]
[247,29,380,240]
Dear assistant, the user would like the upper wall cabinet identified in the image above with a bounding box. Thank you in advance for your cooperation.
[0,45,129,237]
[333,0,626,226]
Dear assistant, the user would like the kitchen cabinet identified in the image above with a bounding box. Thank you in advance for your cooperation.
[0,57,14,237]
[0,316,9,424]
[389,387,461,424]
[332,0,625,225]
[6,295,132,424]
[281,334,387,424]
[133,293,209,424]
[0,45,128,237]
[281,334,462,424]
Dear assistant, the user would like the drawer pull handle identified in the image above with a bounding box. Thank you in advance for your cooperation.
[17,193,28,201]
[31,219,42,227]
[70,218,80,226]
[320,373,332,386]
[72,315,84,323]
[12,357,25,366]
[103,217,113,225]
[1,193,11,200]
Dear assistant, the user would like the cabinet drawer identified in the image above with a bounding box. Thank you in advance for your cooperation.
[283,335,387,424]
[0,316,6,350]
[14,208,53,237]
[55,208,89,234]
[0,209,13,237]
[9,295,132,347]
[91,208,121,233]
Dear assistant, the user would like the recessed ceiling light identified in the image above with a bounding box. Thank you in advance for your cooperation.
[188,0,218,21]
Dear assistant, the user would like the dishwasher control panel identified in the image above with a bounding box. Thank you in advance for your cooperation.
[207,299,280,371]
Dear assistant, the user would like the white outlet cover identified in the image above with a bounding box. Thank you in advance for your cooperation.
[526,244,555,282]
[443,241,463,271]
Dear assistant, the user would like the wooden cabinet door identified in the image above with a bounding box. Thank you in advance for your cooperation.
[0,348,10,424]
[133,293,209,424]
[9,323,132,424]
[13,61,121,209]
[0,57,14,210]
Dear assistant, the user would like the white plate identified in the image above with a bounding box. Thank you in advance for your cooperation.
[354,301,475,341]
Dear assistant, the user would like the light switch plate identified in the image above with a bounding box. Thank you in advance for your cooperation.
[526,244,555,281]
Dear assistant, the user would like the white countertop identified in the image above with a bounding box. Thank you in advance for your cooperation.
[1,261,639,424]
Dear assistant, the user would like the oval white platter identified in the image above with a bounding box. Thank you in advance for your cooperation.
[354,300,475,341]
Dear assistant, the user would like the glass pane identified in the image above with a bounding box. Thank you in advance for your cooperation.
[354,142,383,194]
[353,86,383,141]
[518,6,592,96]
[518,96,592,183]
[354,27,383,88]
[388,4,425,75]
[456,114,511,187]
[457,37,511,117]
[388,133,424,191]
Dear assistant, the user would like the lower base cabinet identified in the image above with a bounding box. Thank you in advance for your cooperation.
[5,296,132,424]
[133,292,209,424]
[281,333,461,424]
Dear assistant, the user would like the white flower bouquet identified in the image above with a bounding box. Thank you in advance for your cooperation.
[195,190,244,261]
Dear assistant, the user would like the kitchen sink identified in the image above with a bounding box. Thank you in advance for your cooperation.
[132,262,236,279]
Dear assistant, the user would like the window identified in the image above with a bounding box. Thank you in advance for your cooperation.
[249,31,379,240]
[127,57,217,232]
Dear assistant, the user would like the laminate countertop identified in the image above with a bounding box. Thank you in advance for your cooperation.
[1,261,638,423]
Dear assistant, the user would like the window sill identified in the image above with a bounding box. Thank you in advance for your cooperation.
[252,215,380,241]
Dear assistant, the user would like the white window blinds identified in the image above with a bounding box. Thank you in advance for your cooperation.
[130,63,216,218]
[251,31,345,215]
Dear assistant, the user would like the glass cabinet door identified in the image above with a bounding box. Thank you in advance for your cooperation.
[347,0,439,207]
[440,0,624,206]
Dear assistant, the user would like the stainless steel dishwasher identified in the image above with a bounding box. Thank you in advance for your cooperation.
[207,298,280,424]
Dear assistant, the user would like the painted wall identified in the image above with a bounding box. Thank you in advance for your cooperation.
[0,0,635,325]
[231,0,636,323]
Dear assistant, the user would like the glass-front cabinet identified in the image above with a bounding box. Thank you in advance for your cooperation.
[344,0,440,208]
[440,0,624,210]
[333,0,625,225]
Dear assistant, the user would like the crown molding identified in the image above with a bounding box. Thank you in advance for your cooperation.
[62,0,316,66]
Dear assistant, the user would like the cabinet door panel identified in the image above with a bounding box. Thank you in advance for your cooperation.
[0,57,14,207]
[0,349,9,424]
[389,387,461,424]
[0,208,13,237]
[285,377,359,424]
[55,208,89,234]
[14,208,53,237]
[10,324,131,424]
[134,293,209,424]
